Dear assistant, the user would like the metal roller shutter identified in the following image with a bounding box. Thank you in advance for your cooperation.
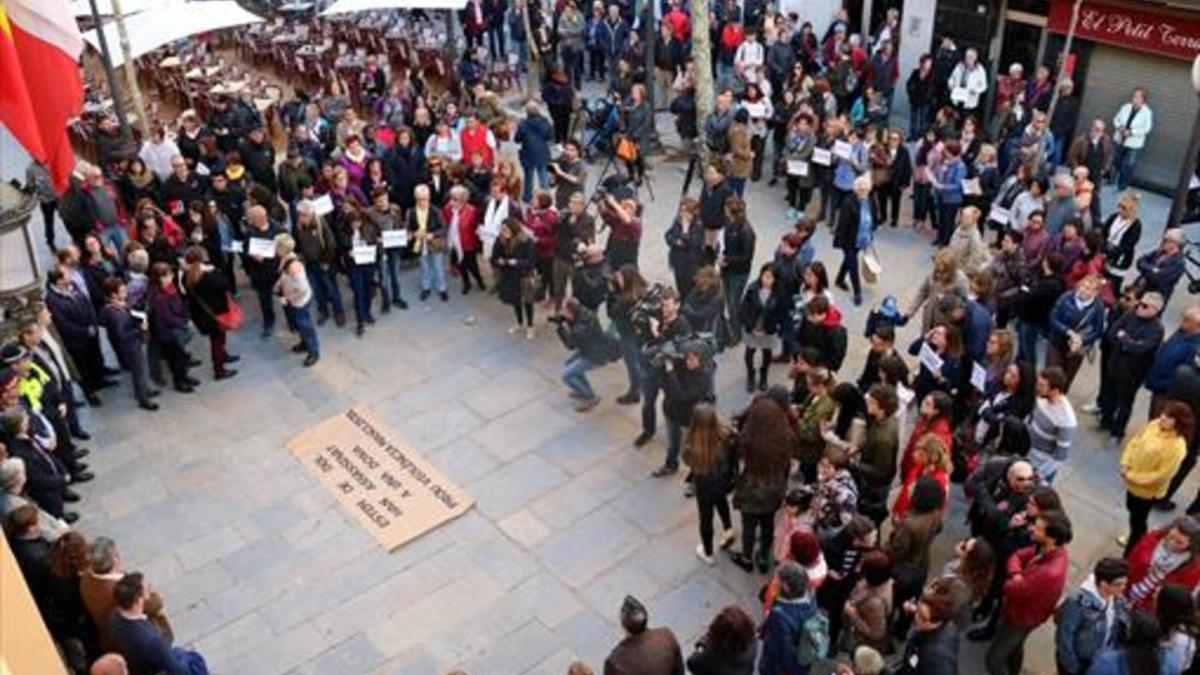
[1075,44,1193,192]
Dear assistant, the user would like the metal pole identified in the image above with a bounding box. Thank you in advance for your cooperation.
[1046,0,1082,123]
[642,0,660,152]
[443,9,458,63]
[522,0,540,97]
[109,0,151,141]
[1167,62,1200,230]
[983,0,1009,125]
[87,0,131,139]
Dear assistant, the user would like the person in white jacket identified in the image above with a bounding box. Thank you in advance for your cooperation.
[1112,87,1154,191]
[138,126,181,183]
[734,31,765,73]
[948,48,988,115]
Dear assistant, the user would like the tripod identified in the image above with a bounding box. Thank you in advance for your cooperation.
[593,145,656,202]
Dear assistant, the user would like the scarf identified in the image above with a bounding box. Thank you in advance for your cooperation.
[1129,541,1189,605]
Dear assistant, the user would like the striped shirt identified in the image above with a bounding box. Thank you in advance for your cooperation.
[1027,396,1077,481]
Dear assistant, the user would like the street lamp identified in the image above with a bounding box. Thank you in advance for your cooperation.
[0,182,43,340]
[1166,54,1200,230]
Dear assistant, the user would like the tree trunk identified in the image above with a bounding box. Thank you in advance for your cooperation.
[523,3,541,98]
[110,0,151,141]
[689,0,714,164]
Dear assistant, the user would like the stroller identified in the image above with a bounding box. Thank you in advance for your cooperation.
[580,96,621,162]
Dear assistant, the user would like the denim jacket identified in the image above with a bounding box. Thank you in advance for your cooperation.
[1055,577,1127,674]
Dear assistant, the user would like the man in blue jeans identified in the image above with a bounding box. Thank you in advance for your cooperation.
[556,298,613,412]
[655,343,714,477]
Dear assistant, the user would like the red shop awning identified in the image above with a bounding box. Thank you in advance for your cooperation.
[1048,0,1200,61]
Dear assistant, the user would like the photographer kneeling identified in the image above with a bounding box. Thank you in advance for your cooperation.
[655,341,716,477]
[556,298,618,412]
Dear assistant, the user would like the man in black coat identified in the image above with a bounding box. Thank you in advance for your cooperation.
[833,175,872,306]
[635,287,692,446]
[895,594,960,675]
[1,408,72,520]
[656,342,713,477]
[795,295,847,373]
[239,126,277,192]
[44,265,112,401]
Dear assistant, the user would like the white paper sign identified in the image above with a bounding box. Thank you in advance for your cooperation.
[833,140,854,160]
[223,239,244,254]
[313,194,335,216]
[988,205,1010,226]
[962,178,982,196]
[1191,174,1200,191]
[971,361,988,393]
[381,229,409,249]
[130,309,148,327]
[743,102,767,119]
[352,245,378,265]
[248,237,276,258]
[918,341,944,375]
[812,148,833,166]
[786,160,810,177]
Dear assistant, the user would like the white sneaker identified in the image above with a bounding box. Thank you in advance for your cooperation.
[508,325,521,334]
[525,327,536,340]
[1082,402,1101,414]
[719,529,736,549]
[694,544,715,565]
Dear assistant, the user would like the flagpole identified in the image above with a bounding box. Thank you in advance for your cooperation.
[87,0,131,140]
[109,0,151,140]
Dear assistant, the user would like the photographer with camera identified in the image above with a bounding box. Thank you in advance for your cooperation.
[654,341,716,477]
[556,297,619,413]
[634,286,693,449]
[550,140,588,210]
[572,245,610,312]
[607,265,649,405]
[550,192,597,317]
[599,192,642,270]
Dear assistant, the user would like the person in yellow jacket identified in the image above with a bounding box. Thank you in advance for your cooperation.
[1120,400,1194,555]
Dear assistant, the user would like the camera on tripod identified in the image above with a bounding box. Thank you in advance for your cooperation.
[590,173,637,205]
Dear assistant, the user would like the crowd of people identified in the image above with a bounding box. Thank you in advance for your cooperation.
[7,0,1200,673]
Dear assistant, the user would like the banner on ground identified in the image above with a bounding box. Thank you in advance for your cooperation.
[286,408,473,551]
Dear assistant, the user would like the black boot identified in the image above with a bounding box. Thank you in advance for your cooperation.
[745,370,755,393]
[758,367,768,391]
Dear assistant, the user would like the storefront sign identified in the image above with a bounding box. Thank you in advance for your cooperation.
[1049,0,1200,61]
[286,408,473,551]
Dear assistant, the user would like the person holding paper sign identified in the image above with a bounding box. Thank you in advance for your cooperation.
[912,325,961,406]
[341,209,381,337]
[273,235,320,367]
[99,278,159,412]
[241,206,283,340]
[366,189,409,313]
[783,113,816,220]
[831,126,867,224]
[407,185,450,304]
[294,201,345,327]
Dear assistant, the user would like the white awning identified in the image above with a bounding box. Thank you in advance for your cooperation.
[70,0,168,18]
[321,0,467,15]
[82,1,266,66]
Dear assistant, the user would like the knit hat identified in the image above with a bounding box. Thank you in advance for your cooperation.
[0,343,28,367]
[1165,229,1186,246]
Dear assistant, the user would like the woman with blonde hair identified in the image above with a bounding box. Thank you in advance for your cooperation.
[684,403,737,564]
[892,434,952,523]
[904,248,970,332]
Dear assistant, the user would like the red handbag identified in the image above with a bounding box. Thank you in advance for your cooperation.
[214,293,244,332]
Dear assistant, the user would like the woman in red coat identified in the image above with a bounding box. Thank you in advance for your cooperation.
[900,391,954,479]
[524,191,558,309]
[1126,515,1200,612]
[444,185,485,295]
[892,433,952,524]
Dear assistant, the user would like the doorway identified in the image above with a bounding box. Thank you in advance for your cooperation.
[998,10,1047,74]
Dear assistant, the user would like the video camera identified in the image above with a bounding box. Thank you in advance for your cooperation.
[590,173,637,205]
[642,333,719,371]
